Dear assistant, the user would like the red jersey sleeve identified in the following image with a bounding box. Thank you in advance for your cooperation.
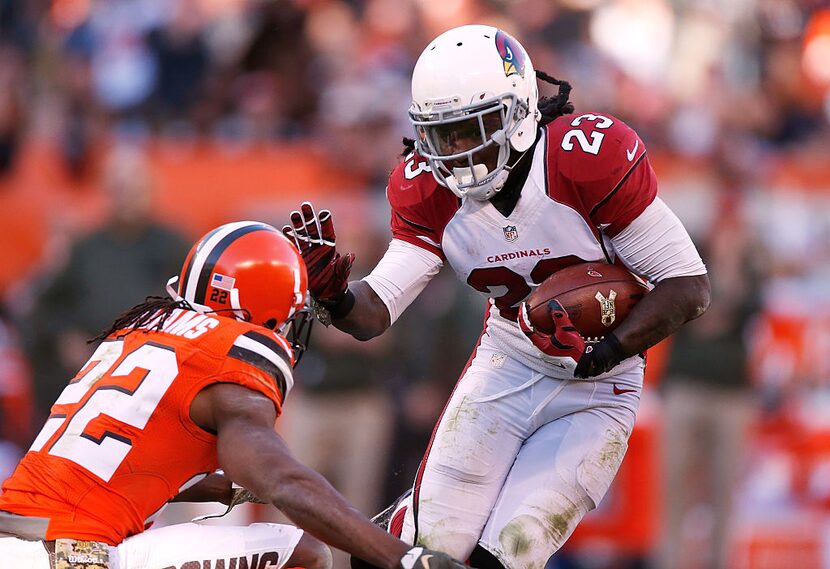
[387,152,461,261]
[546,114,657,237]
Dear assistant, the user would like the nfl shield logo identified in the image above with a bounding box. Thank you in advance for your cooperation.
[503,225,519,242]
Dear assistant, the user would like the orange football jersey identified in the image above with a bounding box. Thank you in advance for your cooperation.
[0,308,294,545]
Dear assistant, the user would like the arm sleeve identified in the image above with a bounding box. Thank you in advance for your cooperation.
[362,239,443,325]
[610,197,707,282]
[589,155,658,237]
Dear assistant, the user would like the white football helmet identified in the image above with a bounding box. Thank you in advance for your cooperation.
[409,25,540,201]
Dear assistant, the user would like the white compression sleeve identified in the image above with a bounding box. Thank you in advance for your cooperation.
[362,239,443,325]
[610,197,707,282]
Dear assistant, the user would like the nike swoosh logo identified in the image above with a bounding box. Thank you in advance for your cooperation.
[613,384,637,395]
[420,555,433,569]
[544,359,567,369]
[626,140,639,161]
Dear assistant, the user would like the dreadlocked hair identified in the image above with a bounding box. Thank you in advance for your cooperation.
[401,136,416,157]
[536,70,574,125]
[89,296,191,344]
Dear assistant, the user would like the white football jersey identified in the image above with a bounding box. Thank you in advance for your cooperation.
[386,113,657,377]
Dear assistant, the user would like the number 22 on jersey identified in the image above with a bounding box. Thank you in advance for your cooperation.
[29,339,179,482]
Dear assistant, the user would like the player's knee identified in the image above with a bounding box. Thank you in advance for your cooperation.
[491,493,591,568]
[288,533,332,569]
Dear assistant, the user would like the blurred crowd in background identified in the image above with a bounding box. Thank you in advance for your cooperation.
[1,0,830,568]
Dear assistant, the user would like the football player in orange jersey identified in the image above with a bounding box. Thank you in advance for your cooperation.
[0,221,467,569]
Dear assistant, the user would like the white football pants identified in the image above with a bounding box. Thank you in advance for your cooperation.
[0,521,303,569]
[400,332,643,569]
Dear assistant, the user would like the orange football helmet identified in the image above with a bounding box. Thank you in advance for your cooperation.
[166,221,312,358]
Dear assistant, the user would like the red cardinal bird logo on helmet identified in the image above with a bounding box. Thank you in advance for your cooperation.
[495,30,526,78]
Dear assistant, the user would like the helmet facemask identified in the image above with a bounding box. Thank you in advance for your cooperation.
[270,305,315,365]
[411,93,529,201]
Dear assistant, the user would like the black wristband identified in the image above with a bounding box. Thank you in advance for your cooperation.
[575,332,626,379]
[321,289,356,320]
[601,332,625,364]
[590,332,626,374]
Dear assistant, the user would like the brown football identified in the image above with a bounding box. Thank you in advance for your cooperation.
[526,262,649,341]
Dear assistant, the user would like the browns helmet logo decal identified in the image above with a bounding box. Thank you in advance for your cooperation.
[495,30,526,78]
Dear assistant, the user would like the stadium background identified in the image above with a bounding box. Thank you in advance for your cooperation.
[1,0,829,568]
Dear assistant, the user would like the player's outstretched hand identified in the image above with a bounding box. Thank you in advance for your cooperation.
[283,202,355,304]
[399,547,467,569]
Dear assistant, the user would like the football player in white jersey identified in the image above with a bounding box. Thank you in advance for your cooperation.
[285,25,710,569]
